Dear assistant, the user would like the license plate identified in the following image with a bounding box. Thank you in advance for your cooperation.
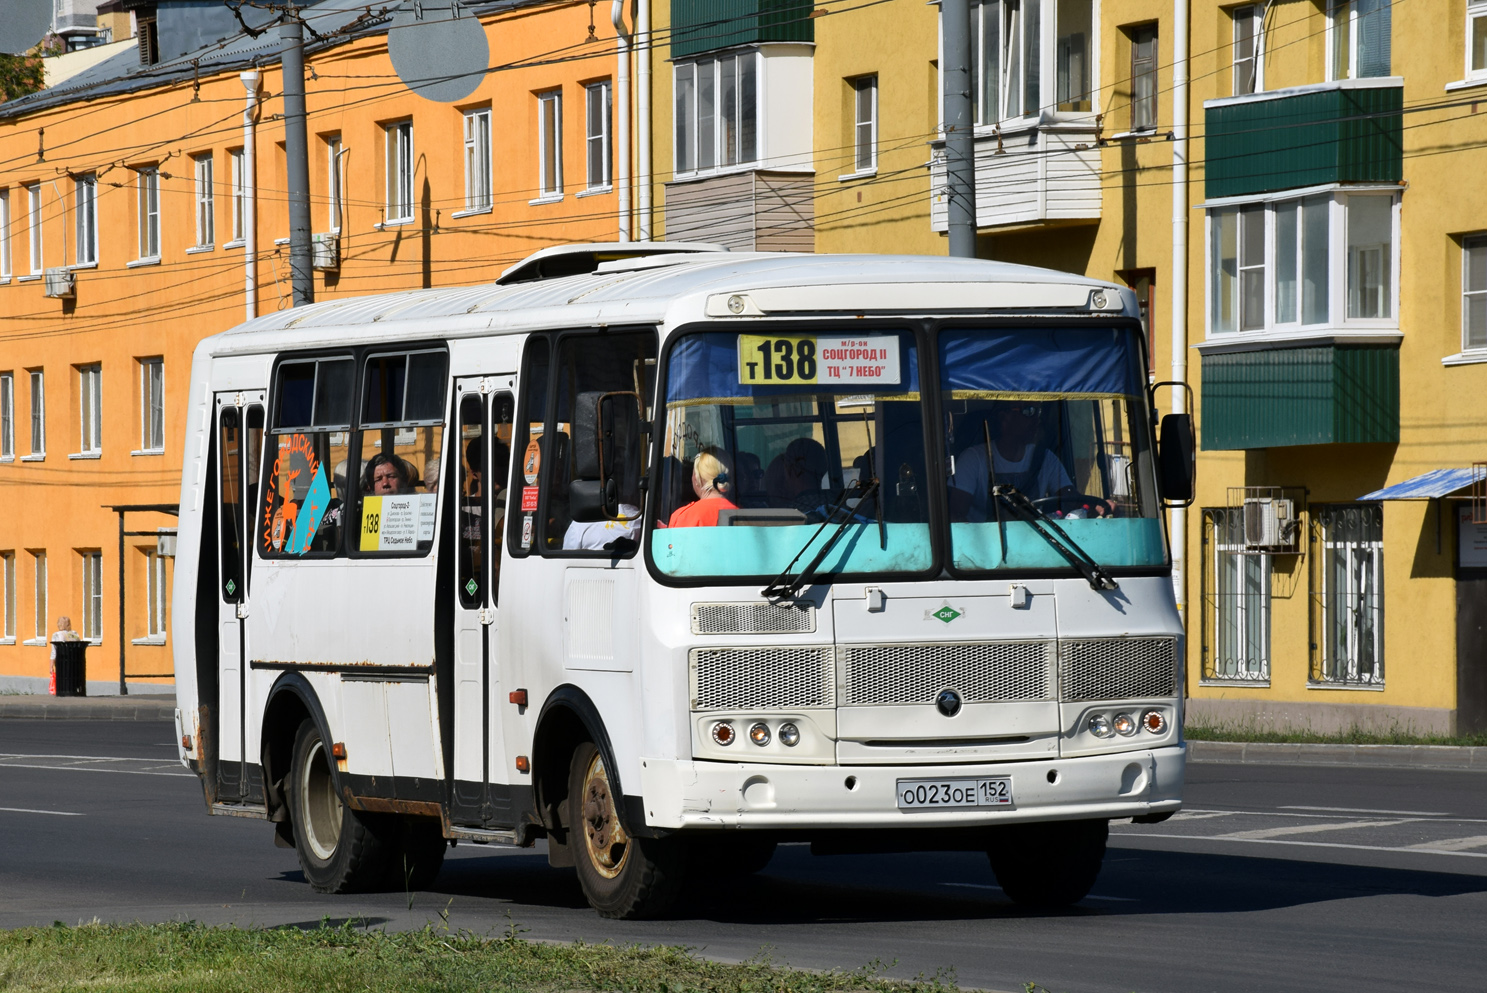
[896,777,1012,810]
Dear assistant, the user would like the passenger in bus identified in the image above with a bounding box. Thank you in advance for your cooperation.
[948,401,1075,521]
[733,451,768,508]
[666,449,735,527]
[423,456,441,493]
[363,453,416,495]
[766,438,831,517]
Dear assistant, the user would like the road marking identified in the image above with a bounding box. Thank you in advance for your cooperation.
[0,753,191,778]
[1407,835,1487,852]
[1281,805,1450,817]
[1214,818,1410,841]
[0,806,83,816]
[942,882,1136,902]
[1114,832,1487,859]
[1170,810,1241,821]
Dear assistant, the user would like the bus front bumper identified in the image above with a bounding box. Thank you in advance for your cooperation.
[636,744,1185,830]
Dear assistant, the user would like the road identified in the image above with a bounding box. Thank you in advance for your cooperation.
[1,719,1484,993]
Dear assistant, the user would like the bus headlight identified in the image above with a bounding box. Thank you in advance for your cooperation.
[778,723,800,747]
[1087,714,1114,738]
[748,722,771,746]
[1142,710,1168,734]
[711,722,736,746]
[1113,713,1138,736]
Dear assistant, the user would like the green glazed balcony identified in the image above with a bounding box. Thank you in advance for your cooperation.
[670,0,814,59]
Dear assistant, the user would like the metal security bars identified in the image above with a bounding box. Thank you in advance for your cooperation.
[1201,507,1271,683]
[1310,503,1384,686]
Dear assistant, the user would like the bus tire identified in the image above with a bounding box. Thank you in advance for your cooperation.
[568,741,683,919]
[288,718,390,894]
[382,816,447,892]
[986,818,1108,910]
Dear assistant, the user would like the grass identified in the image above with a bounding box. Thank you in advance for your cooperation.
[0,920,961,993]
[1185,722,1487,748]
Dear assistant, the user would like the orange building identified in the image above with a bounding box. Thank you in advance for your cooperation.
[0,0,631,692]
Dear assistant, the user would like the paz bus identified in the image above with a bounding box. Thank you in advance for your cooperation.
[171,245,1194,918]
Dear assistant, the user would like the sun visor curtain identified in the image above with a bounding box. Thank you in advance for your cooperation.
[665,330,921,404]
[940,327,1146,397]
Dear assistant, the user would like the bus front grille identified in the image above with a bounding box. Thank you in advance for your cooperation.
[841,641,1054,706]
[691,601,816,635]
[690,647,835,711]
[1058,637,1180,701]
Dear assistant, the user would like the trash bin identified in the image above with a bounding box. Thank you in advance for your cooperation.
[52,641,87,697]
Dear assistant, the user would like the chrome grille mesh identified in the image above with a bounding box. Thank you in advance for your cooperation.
[842,641,1053,706]
[1058,637,1179,701]
[691,601,816,635]
[691,647,834,711]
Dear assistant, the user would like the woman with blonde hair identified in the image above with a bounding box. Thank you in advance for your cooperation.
[667,448,737,528]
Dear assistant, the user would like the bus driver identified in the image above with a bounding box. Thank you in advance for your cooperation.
[948,401,1074,521]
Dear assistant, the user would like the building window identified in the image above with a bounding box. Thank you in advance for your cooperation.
[229,148,246,242]
[1463,236,1487,352]
[1202,508,1271,683]
[1208,191,1396,335]
[0,188,10,278]
[852,75,878,173]
[1329,0,1391,81]
[0,372,11,460]
[193,154,214,248]
[72,174,97,265]
[1312,503,1383,686]
[537,90,563,197]
[28,370,44,456]
[80,551,101,642]
[139,358,163,453]
[385,121,414,222]
[971,0,1039,123]
[1,552,13,642]
[1232,5,1262,96]
[145,549,167,638]
[137,167,160,259]
[1469,1,1487,81]
[325,135,343,231]
[463,110,492,211]
[585,82,611,190]
[1130,24,1158,132]
[31,551,46,643]
[26,184,42,274]
[673,52,758,176]
[78,364,101,455]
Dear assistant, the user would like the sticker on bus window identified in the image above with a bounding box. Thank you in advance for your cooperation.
[522,439,541,485]
[361,493,436,552]
[521,486,539,513]
[520,514,534,549]
[737,334,900,387]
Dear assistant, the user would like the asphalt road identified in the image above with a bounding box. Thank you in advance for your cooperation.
[2,720,1484,993]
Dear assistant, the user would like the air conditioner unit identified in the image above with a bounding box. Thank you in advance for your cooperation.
[43,267,76,299]
[312,232,339,270]
[1243,497,1299,552]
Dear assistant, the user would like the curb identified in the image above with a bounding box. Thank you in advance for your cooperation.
[0,696,176,721]
[1188,739,1487,773]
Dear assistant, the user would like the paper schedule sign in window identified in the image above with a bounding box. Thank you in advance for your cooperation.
[737,335,900,386]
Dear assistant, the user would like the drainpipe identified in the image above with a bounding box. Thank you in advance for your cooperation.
[637,0,651,240]
[1170,0,1190,616]
[241,69,259,321]
[611,0,632,241]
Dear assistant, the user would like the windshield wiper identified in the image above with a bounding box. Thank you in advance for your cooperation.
[762,478,882,602]
[991,484,1118,591]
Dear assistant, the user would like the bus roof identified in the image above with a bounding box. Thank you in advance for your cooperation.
[203,252,1135,356]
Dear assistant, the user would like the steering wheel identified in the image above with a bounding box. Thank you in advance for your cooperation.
[1030,493,1115,519]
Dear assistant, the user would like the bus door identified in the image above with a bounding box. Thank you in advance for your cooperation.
[450,377,515,826]
[214,391,264,803]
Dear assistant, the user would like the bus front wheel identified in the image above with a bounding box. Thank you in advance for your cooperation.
[986,818,1108,909]
[288,719,390,893]
[568,741,683,919]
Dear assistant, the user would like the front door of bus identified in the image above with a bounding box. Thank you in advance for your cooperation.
[450,378,515,826]
[214,392,264,804]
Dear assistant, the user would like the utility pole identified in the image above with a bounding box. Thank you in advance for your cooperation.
[281,9,314,306]
[941,0,977,258]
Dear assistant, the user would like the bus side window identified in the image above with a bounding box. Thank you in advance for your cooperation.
[509,337,550,557]
[261,358,353,558]
[354,350,447,557]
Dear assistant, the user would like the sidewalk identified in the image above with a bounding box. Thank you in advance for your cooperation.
[0,694,176,721]
[1187,739,1487,773]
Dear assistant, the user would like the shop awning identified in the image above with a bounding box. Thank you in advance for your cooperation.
[1358,468,1480,501]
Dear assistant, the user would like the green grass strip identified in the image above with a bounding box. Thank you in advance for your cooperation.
[0,920,962,993]
[1185,722,1487,748]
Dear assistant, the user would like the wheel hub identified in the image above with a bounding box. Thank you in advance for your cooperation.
[579,752,629,878]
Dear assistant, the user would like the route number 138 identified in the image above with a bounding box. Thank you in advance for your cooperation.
[738,336,817,385]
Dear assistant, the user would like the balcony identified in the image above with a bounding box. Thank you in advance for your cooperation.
[929,124,1102,232]
[670,0,813,59]
[1204,78,1403,200]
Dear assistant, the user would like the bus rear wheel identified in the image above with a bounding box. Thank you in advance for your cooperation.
[986,818,1108,909]
[288,719,390,894]
[568,741,683,919]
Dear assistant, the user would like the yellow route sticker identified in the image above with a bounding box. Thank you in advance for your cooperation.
[738,334,900,387]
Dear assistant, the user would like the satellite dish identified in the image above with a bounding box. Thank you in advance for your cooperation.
[388,0,488,104]
[0,0,53,57]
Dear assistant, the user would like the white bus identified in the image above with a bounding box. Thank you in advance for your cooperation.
[172,246,1194,918]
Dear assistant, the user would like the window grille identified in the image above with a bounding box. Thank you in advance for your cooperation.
[1201,507,1271,683]
[1310,503,1384,686]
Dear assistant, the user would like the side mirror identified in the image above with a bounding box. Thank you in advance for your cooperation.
[1158,412,1195,506]
[596,391,642,520]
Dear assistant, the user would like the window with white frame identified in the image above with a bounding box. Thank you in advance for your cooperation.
[852,75,878,173]
[193,154,213,248]
[146,548,167,638]
[1208,190,1397,335]
[26,184,42,274]
[137,167,160,259]
[30,551,46,643]
[1130,24,1158,131]
[462,110,492,211]
[326,135,343,231]
[78,364,101,455]
[673,52,757,176]
[1312,503,1383,686]
[385,121,414,222]
[1329,0,1391,81]
[74,173,97,265]
[1233,5,1262,96]
[0,372,11,460]
[28,370,43,455]
[1203,508,1271,682]
[537,90,563,197]
[139,358,163,452]
[80,551,101,641]
[1469,1,1487,81]
[1464,236,1487,352]
[229,148,246,242]
[967,0,1094,125]
[0,189,9,278]
[585,82,611,190]
[1,552,13,642]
